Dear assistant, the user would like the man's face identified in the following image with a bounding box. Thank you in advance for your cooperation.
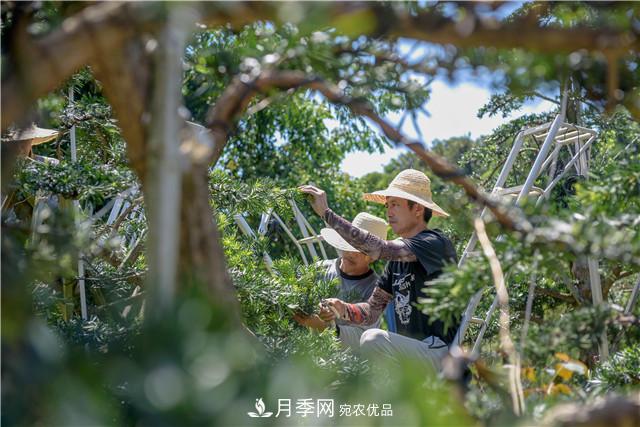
[385,196,422,235]
[340,250,372,269]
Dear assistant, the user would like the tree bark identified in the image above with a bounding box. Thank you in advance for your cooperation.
[86,15,239,319]
[179,163,240,321]
[3,2,639,131]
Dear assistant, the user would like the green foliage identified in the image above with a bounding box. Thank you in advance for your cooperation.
[418,258,487,333]
[590,346,640,395]
[209,169,297,216]
[525,305,615,363]
[15,159,134,207]
[3,2,640,426]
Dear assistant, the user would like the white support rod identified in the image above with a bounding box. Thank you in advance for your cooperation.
[471,296,499,357]
[574,140,583,175]
[289,199,318,259]
[523,121,553,136]
[30,194,44,239]
[587,258,603,303]
[85,185,137,226]
[548,144,560,179]
[536,135,596,206]
[588,257,609,361]
[555,133,593,146]
[106,197,125,225]
[69,86,88,321]
[458,131,525,266]
[272,212,309,265]
[533,125,570,139]
[122,286,142,319]
[117,229,147,272]
[544,129,580,142]
[624,278,640,315]
[144,6,194,314]
[538,144,562,179]
[493,131,527,193]
[451,288,485,348]
[90,198,117,222]
[515,111,565,205]
[77,252,87,320]
[258,211,272,235]
[453,130,526,346]
[232,214,273,272]
[234,214,257,238]
[292,199,328,260]
[533,123,595,139]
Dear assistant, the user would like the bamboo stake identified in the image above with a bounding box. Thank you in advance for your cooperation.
[474,217,525,416]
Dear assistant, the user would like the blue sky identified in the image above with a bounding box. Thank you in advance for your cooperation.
[340,78,555,177]
[337,2,548,178]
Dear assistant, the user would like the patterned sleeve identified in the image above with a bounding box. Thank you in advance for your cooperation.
[323,208,417,262]
[342,286,393,326]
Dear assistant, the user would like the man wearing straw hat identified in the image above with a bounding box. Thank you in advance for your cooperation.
[299,169,458,371]
[2,124,59,191]
[293,212,388,350]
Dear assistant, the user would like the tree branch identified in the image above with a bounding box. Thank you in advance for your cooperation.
[3,2,638,130]
[206,70,528,233]
[474,217,525,416]
[536,287,579,305]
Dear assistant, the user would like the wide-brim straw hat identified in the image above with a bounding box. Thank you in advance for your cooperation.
[321,212,388,252]
[363,169,449,217]
[7,124,58,145]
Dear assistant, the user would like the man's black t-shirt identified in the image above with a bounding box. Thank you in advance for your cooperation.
[378,229,459,343]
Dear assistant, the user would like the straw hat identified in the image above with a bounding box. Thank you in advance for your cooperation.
[6,124,58,145]
[321,212,388,252]
[363,169,449,217]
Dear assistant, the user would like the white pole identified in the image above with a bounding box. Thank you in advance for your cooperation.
[588,257,609,361]
[69,86,88,321]
[145,5,196,314]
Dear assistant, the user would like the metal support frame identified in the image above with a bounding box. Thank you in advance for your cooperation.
[290,199,319,259]
[233,213,274,271]
[234,198,329,268]
[588,257,609,360]
[289,199,328,260]
[451,93,603,357]
[624,278,640,315]
[69,87,88,321]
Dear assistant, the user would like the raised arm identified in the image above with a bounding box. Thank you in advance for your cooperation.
[298,184,417,262]
[323,208,416,262]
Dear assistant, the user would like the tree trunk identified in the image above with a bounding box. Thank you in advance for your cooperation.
[91,31,240,321]
[178,163,240,323]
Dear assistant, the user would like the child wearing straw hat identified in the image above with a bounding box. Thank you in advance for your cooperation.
[299,169,458,371]
[293,212,388,350]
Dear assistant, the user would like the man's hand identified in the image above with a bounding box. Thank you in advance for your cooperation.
[298,185,329,217]
[320,298,348,322]
[293,313,328,332]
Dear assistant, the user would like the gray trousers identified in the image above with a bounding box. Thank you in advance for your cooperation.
[338,326,449,371]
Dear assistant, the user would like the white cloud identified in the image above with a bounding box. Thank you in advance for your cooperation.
[341,79,555,177]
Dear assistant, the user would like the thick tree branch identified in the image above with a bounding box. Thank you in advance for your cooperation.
[2,2,138,129]
[206,70,526,233]
[3,2,638,130]
[390,13,637,55]
[536,287,579,305]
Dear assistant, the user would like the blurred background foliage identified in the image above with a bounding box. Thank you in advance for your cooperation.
[2,1,639,426]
